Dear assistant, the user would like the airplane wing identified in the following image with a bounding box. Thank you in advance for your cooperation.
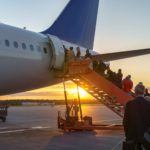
[92,48,150,61]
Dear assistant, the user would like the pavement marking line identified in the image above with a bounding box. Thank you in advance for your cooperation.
[31,126,52,129]
[0,126,52,134]
[106,124,117,127]
[93,119,122,123]
[111,137,125,150]
[0,129,25,134]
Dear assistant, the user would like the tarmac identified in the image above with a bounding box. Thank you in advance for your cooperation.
[0,105,124,150]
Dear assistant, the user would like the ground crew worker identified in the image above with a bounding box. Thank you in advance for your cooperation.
[73,100,79,118]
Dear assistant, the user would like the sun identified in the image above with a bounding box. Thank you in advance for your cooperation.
[78,88,87,97]
[68,87,88,98]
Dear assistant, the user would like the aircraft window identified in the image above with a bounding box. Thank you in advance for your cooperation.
[43,48,47,54]
[5,40,10,47]
[22,43,26,50]
[13,41,18,48]
[37,46,41,53]
[29,44,34,51]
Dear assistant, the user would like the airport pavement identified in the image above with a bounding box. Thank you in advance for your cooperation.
[0,105,124,150]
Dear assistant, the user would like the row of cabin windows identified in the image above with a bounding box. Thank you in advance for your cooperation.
[3,39,47,54]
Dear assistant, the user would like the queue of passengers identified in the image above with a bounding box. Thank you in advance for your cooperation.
[93,60,150,149]
[93,61,124,89]
[93,62,132,96]
[64,45,92,62]
[64,46,149,99]
[63,46,150,150]
[63,46,93,73]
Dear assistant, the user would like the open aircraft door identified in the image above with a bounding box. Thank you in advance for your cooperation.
[47,35,65,70]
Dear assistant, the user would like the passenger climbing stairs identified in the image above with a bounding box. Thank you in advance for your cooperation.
[66,59,133,117]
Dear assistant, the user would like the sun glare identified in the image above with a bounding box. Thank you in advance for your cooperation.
[68,87,88,98]
[78,88,87,97]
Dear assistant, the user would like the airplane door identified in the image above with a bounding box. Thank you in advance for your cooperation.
[47,35,64,70]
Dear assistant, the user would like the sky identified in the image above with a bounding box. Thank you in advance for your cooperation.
[0,0,150,100]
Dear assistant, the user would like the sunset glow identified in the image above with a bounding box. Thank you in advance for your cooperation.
[68,87,88,98]
[0,0,150,101]
[0,81,94,100]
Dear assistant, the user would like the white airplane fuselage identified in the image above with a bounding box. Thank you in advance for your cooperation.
[0,23,98,95]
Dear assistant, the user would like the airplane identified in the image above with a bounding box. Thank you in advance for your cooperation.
[0,0,150,96]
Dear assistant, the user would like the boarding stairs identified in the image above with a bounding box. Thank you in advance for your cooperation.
[66,59,133,118]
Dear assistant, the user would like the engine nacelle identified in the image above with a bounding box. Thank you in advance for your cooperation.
[47,35,64,70]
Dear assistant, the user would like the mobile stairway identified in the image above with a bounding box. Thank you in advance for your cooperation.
[57,59,133,131]
[68,59,133,117]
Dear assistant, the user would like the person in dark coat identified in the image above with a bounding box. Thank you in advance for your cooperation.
[93,60,98,71]
[97,60,107,76]
[84,49,92,59]
[123,84,150,150]
[106,66,111,79]
[116,69,123,88]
